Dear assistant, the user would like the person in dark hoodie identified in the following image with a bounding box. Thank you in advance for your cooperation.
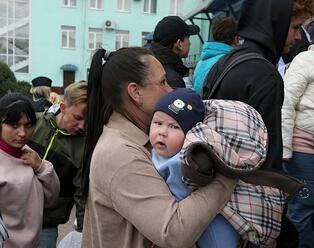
[203,0,314,172]
[150,16,200,88]
[202,2,314,246]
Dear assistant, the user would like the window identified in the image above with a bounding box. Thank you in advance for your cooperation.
[143,0,157,14]
[63,0,76,7]
[170,0,183,16]
[117,0,130,12]
[61,25,76,48]
[90,0,103,9]
[88,28,102,50]
[0,0,30,73]
[115,30,129,50]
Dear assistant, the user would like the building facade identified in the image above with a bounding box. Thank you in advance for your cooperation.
[0,0,204,90]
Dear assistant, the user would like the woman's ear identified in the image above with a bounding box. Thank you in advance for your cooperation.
[59,101,66,113]
[127,82,143,106]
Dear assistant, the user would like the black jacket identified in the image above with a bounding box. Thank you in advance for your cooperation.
[203,0,294,170]
[32,97,52,112]
[150,42,188,88]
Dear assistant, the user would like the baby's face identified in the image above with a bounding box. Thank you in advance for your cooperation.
[149,111,185,158]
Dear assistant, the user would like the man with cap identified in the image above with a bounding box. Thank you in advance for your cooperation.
[30,76,52,112]
[150,16,200,88]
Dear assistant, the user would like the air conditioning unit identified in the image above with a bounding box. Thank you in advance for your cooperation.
[104,20,116,30]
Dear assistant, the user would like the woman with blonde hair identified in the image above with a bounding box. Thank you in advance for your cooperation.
[30,76,52,112]
[49,92,62,105]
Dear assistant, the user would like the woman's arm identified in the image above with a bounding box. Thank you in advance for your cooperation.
[111,156,236,248]
[20,146,60,207]
[34,159,60,208]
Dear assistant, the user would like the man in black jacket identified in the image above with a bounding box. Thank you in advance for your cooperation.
[150,16,200,88]
[203,0,314,171]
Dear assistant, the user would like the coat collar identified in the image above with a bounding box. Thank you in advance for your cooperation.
[107,112,150,147]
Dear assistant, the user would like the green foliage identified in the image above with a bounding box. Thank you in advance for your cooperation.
[0,80,32,99]
[0,61,32,98]
[16,80,32,98]
[0,61,16,84]
[0,81,13,97]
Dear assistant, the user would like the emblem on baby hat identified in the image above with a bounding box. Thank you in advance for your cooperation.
[168,99,185,114]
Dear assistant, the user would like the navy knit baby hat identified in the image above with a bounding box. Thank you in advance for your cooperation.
[154,88,205,134]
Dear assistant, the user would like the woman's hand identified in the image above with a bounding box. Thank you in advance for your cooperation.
[20,147,42,170]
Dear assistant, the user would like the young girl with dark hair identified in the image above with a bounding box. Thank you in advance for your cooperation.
[0,93,59,247]
[81,47,237,247]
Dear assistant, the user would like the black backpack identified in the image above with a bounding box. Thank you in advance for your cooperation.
[202,52,272,99]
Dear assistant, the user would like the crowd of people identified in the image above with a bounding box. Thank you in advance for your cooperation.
[1,0,314,247]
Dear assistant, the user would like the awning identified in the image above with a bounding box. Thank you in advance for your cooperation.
[183,0,244,43]
[60,64,78,71]
[183,0,244,21]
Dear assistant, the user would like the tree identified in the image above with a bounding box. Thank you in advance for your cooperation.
[0,61,16,84]
[0,61,31,98]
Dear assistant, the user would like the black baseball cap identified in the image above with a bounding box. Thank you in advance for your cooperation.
[153,16,200,46]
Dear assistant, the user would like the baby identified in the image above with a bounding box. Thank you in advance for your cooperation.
[149,88,239,248]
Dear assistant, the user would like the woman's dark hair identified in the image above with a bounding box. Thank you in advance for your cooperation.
[82,47,153,199]
[0,93,36,126]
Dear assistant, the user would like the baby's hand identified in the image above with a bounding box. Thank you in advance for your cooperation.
[20,148,42,171]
